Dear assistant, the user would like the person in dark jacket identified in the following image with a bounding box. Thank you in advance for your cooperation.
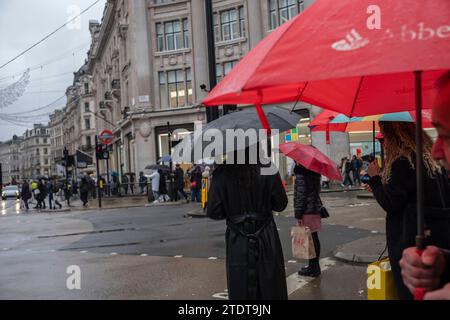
[36,180,47,209]
[122,175,129,195]
[190,165,202,203]
[174,164,189,202]
[21,180,31,211]
[293,162,323,277]
[342,157,353,188]
[80,176,90,207]
[207,148,289,300]
[64,180,72,206]
[367,121,450,300]
[158,169,170,202]
[139,172,147,194]
[129,174,135,194]
[47,178,55,209]
[351,155,362,185]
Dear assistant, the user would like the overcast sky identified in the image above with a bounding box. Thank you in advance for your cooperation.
[0,0,106,141]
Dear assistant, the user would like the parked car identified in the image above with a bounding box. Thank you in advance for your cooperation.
[1,185,20,200]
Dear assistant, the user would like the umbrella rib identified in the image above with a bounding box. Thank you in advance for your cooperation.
[290,82,309,114]
[349,76,365,117]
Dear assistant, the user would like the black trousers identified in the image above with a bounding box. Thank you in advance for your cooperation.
[309,232,321,266]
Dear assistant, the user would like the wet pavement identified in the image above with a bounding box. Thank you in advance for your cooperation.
[0,191,386,300]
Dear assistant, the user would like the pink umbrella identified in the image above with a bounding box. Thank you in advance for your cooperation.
[280,142,343,182]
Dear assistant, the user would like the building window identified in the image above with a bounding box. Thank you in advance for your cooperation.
[85,118,91,130]
[269,0,304,30]
[35,138,39,144]
[216,60,239,83]
[85,102,90,112]
[43,138,47,144]
[156,18,189,52]
[159,68,192,108]
[214,7,246,42]
[84,83,89,94]
[44,148,48,155]
[86,136,92,147]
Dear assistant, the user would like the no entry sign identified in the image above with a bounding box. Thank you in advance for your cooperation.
[98,130,114,145]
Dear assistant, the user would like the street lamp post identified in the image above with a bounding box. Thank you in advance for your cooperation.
[167,122,175,201]
[63,147,69,185]
[205,0,219,123]
[0,163,3,195]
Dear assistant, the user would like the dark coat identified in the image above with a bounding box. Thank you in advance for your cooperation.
[293,165,322,219]
[21,183,31,200]
[80,179,90,194]
[207,165,288,300]
[159,171,168,195]
[368,157,450,299]
[174,168,184,189]
[190,169,202,190]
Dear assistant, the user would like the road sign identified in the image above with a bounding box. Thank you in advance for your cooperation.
[98,130,114,145]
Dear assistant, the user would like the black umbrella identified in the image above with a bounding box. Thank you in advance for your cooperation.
[172,105,302,163]
[145,164,170,172]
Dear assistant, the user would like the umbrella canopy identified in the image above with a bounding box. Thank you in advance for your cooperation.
[172,105,302,163]
[203,0,449,115]
[145,164,170,172]
[280,142,343,182]
[309,109,379,132]
[309,110,433,132]
[158,154,172,163]
[331,111,433,126]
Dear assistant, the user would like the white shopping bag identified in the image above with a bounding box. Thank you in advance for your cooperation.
[291,225,316,260]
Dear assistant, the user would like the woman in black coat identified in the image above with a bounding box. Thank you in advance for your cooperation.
[207,151,288,300]
[293,163,323,277]
[367,122,450,300]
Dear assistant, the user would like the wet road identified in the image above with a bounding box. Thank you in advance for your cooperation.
[0,192,385,300]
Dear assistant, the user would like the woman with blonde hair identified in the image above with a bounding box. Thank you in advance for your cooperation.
[366,121,450,299]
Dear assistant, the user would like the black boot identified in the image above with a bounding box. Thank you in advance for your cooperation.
[298,259,321,277]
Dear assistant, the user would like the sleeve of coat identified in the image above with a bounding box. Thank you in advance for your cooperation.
[206,175,226,220]
[271,173,288,212]
[368,159,413,214]
[294,174,307,218]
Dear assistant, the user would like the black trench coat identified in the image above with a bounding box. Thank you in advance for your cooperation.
[207,165,288,300]
[368,157,450,299]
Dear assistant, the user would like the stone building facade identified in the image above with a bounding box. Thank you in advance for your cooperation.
[19,124,51,179]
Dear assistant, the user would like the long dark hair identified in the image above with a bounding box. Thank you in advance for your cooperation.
[379,121,439,183]
[222,145,264,189]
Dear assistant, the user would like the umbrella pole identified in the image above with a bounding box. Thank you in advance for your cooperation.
[372,121,376,159]
[414,70,426,300]
[256,103,272,157]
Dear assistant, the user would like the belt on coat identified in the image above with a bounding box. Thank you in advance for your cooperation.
[226,212,273,299]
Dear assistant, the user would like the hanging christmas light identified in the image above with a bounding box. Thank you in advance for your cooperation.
[0,68,30,109]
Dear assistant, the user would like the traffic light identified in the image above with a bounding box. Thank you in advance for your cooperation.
[96,145,109,160]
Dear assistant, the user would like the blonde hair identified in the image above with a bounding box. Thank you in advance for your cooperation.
[379,122,440,184]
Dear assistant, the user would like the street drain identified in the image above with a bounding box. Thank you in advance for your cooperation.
[37,228,136,239]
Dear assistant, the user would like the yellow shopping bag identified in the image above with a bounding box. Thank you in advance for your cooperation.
[367,258,398,300]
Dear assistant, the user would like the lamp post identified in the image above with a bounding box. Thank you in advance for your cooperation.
[205,0,219,122]
[0,163,3,196]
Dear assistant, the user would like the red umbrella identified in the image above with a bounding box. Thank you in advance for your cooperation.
[280,142,343,182]
[309,110,433,132]
[203,0,449,113]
